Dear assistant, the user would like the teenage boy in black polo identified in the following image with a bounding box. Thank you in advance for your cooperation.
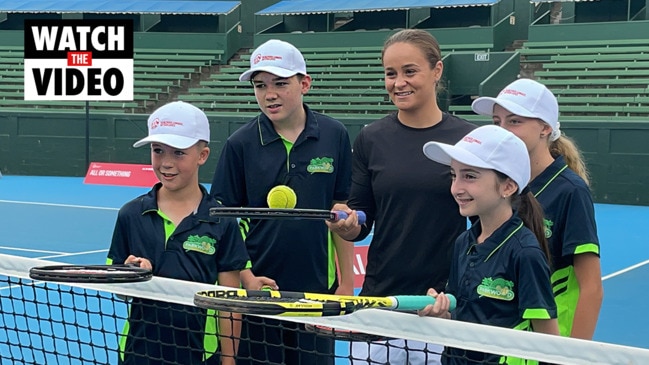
[210,39,354,365]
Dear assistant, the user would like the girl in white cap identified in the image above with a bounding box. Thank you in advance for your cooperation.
[419,125,559,364]
[471,78,603,340]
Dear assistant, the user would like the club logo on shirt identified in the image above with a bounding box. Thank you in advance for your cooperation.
[183,235,216,255]
[544,218,554,239]
[477,277,515,301]
[307,157,334,174]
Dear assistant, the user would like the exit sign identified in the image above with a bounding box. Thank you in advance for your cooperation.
[475,52,489,61]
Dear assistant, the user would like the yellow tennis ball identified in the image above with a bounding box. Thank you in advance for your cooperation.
[267,185,297,209]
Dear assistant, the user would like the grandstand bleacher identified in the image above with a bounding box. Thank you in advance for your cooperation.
[177,45,394,118]
[179,41,501,118]
[0,0,647,123]
[517,38,649,119]
[0,46,226,114]
[4,37,647,119]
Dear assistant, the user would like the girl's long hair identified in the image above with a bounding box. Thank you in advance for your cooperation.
[550,134,590,186]
[497,172,552,266]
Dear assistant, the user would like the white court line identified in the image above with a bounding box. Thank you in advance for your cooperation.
[0,247,108,260]
[0,283,31,292]
[602,258,649,281]
[0,249,109,291]
[0,246,68,255]
[0,199,118,211]
[36,249,109,260]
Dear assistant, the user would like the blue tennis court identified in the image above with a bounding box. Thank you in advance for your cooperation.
[1,280,126,364]
[1,175,648,351]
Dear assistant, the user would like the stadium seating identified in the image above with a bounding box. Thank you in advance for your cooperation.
[0,46,223,114]
[0,37,518,118]
[178,45,394,117]
[14,36,643,120]
[519,39,649,119]
[177,43,492,118]
[519,39,649,61]
[134,49,223,64]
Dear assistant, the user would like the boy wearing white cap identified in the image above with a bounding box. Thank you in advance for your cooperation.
[107,101,275,365]
[472,78,603,340]
[210,40,353,364]
[419,125,559,364]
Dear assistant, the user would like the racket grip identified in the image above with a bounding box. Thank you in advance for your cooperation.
[333,211,367,225]
[394,294,457,312]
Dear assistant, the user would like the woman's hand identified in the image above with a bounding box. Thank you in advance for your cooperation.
[417,288,452,319]
[325,203,362,240]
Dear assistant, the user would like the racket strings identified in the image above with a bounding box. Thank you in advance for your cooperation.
[29,264,152,283]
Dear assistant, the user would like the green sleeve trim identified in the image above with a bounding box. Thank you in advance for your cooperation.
[522,308,551,319]
[574,243,599,255]
[245,260,252,270]
[327,231,336,289]
[239,219,250,240]
[106,258,113,265]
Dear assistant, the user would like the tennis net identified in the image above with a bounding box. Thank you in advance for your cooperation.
[1,253,648,364]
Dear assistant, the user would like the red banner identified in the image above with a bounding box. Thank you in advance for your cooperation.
[84,162,158,187]
[353,245,369,289]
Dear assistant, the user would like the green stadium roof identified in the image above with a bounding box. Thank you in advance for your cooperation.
[256,0,501,16]
[0,1,241,15]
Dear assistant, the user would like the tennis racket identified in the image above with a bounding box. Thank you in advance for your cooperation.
[29,264,152,283]
[194,289,456,317]
[209,207,367,225]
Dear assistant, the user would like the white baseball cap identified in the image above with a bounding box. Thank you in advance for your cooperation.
[239,39,307,82]
[423,125,530,193]
[133,101,210,149]
[471,78,561,141]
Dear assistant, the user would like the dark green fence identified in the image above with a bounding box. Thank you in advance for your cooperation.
[1,110,648,206]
